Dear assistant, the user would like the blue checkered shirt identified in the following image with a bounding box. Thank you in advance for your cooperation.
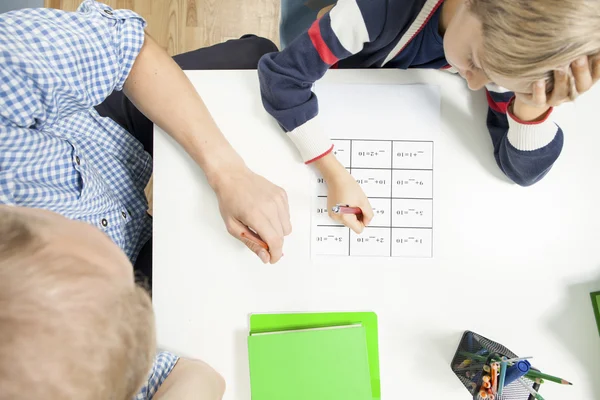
[136,352,180,400]
[0,1,152,263]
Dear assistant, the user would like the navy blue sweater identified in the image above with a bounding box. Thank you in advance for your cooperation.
[258,0,563,186]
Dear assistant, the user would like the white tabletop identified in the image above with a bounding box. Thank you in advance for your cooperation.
[153,70,600,400]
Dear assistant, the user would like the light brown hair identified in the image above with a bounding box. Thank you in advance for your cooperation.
[0,210,156,400]
[470,0,600,93]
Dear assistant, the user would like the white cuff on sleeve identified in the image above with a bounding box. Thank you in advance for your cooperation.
[507,108,558,151]
[287,117,334,163]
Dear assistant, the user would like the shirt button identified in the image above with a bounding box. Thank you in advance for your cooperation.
[101,218,108,227]
[121,211,127,219]
[75,156,81,165]
[104,9,113,15]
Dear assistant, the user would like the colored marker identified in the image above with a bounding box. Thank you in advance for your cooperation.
[525,369,573,385]
[518,378,546,400]
[332,204,362,215]
[504,360,531,386]
[498,357,508,397]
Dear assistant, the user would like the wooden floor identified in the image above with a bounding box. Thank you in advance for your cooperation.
[44,0,281,56]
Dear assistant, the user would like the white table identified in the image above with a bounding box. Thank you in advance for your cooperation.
[153,70,600,400]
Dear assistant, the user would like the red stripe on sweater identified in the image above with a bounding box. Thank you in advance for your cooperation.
[486,90,509,114]
[305,144,334,165]
[392,0,445,59]
[308,20,339,65]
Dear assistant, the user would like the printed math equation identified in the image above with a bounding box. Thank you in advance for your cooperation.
[312,139,434,258]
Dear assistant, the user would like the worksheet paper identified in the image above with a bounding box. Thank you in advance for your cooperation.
[311,83,440,258]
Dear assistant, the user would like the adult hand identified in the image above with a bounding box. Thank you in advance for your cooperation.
[212,164,291,264]
[314,153,374,234]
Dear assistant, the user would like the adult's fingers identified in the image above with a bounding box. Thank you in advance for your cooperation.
[226,219,271,264]
[572,56,593,94]
[249,215,284,264]
[276,189,292,236]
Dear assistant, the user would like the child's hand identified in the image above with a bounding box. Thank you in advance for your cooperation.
[517,55,600,109]
[314,153,374,233]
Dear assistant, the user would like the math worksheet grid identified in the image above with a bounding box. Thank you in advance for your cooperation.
[313,139,434,258]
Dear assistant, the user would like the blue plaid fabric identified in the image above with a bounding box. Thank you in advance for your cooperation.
[135,351,180,400]
[0,0,152,262]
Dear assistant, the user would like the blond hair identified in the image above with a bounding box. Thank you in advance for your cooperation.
[0,211,156,400]
[470,0,600,92]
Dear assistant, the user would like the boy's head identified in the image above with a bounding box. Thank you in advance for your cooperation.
[0,206,156,400]
[444,0,600,93]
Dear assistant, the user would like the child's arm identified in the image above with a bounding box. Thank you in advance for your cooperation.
[153,358,225,400]
[485,57,599,186]
[259,0,387,163]
[259,0,389,231]
[485,86,563,186]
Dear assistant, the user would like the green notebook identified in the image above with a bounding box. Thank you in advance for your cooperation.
[591,291,600,336]
[248,324,372,400]
[249,312,380,399]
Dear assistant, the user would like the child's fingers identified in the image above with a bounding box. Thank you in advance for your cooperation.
[341,214,365,234]
[592,56,600,83]
[547,72,568,105]
[572,56,593,94]
[527,80,546,107]
[359,201,374,227]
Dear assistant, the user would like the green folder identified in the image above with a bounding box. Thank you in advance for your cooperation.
[248,324,372,400]
[591,291,600,336]
[249,312,380,399]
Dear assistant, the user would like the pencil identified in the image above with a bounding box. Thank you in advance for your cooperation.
[525,369,572,385]
[241,232,269,251]
[528,381,542,400]
[491,363,499,394]
[331,205,363,215]
[498,357,508,397]
[518,378,546,400]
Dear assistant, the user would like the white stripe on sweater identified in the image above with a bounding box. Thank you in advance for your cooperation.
[382,0,442,66]
[329,0,370,54]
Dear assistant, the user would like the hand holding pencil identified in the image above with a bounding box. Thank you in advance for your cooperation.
[314,154,374,233]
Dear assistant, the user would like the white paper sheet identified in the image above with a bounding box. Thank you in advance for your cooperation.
[311,83,440,258]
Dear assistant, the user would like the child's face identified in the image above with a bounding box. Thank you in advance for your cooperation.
[443,2,533,94]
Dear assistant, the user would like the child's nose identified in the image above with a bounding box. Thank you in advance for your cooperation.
[466,70,490,91]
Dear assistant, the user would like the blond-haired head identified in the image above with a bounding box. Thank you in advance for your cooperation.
[471,0,600,88]
[0,207,156,400]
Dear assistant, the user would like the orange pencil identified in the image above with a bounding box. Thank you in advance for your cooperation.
[491,363,499,394]
[241,232,269,251]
